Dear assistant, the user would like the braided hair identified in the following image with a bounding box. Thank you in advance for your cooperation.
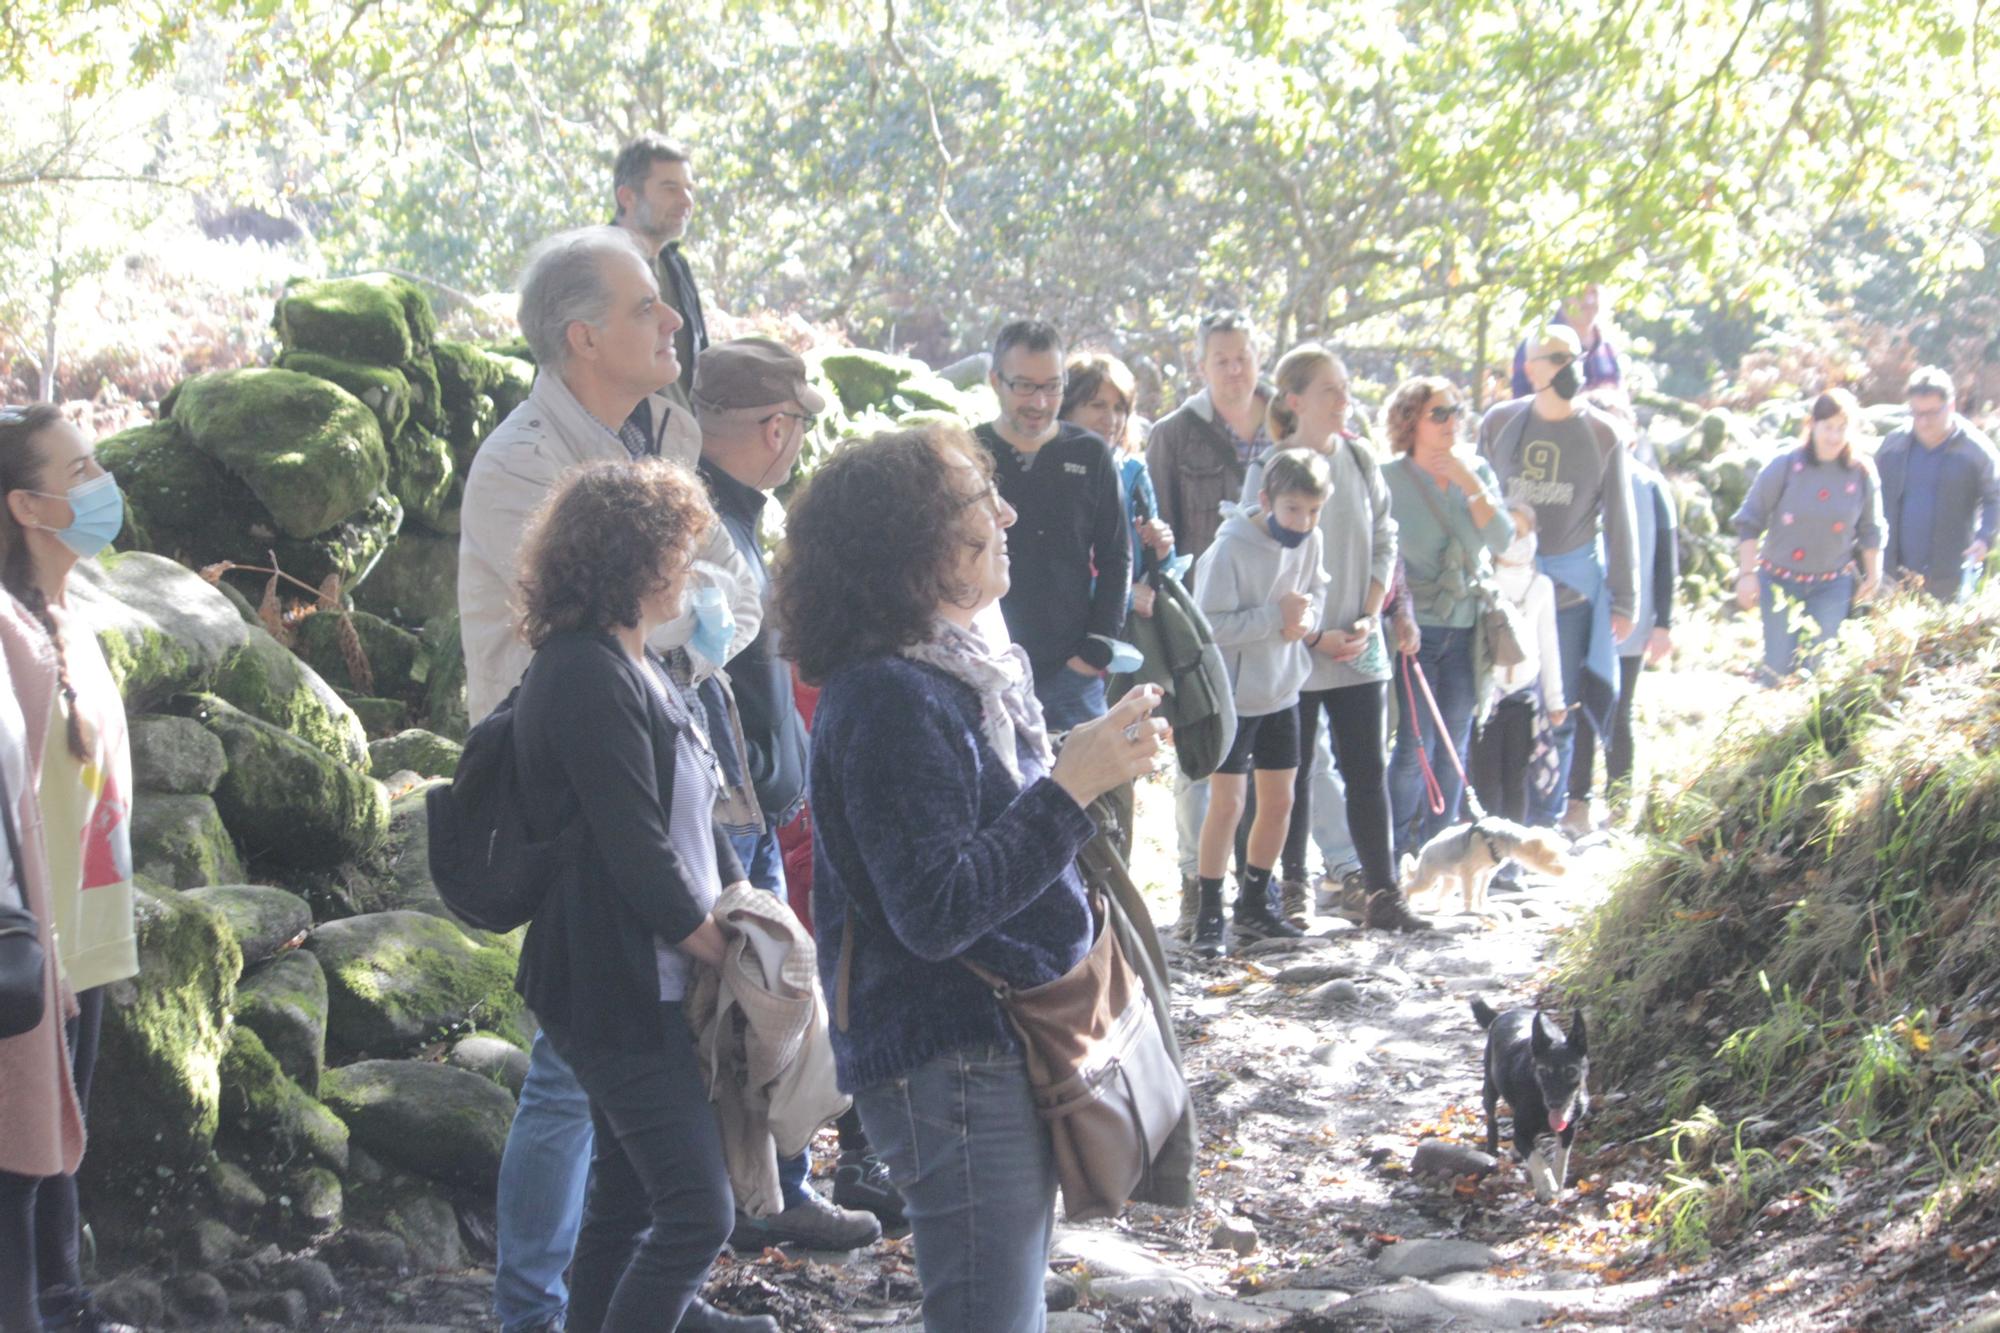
[0,404,90,762]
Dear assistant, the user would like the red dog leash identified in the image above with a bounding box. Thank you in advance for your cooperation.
[1398,649,1488,823]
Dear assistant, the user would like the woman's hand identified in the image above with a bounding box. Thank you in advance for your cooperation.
[678,914,727,969]
[1132,581,1157,618]
[1734,571,1759,612]
[1312,625,1369,662]
[1393,613,1421,656]
[1052,684,1166,807]
[1142,518,1175,557]
[1548,705,1569,728]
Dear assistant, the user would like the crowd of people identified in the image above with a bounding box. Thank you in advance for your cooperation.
[0,128,1996,1333]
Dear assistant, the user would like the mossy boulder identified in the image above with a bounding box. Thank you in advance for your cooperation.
[169,368,390,540]
[211,628,369,770]
[182,885,312,969]
[369,730,461,782]
[88,883,240,1184]
[68,552,252,709]
[129,793,245,889]
[420,614,468,739]
[274,273,438,369]
[216,1027,349,1171]
[236,948,329,1093]
[293,608,424,702]
[433,339,533,461]
[346,696,410,736]
[374,780,449,918]
[307,909,523,1054]
[447,1033,529,1096]
[189,695,389,867]
[352,528,459,629]
[1699,448,1763,521]
[129,714,227,794]
[275,352,414,442]
[319,1059,514,1190]
[387,423,456,534]
[812,348,934,415]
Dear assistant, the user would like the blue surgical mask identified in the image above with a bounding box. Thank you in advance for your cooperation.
[688,583,735,666]
[1105,638,1144,674]
[26,471,123,559]
[1265,513,1310,550]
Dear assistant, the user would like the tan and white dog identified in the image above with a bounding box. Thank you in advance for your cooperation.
[1400,818,1568,915]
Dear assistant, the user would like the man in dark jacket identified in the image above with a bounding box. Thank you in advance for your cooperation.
[976,319,1131,729]
[1145,310,1274,573]
[693,339,881,1254]
[613,133,709,410]
[1878,364,2000,602]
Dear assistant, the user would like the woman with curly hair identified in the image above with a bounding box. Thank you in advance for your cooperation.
[506,457,774,1333]
[1379,377,1515,867]
[775,426,1164,1332]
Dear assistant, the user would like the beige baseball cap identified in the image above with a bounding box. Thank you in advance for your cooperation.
[692,337,828,414]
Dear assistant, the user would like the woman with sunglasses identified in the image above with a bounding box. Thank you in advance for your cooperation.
[1379,378,1515,863]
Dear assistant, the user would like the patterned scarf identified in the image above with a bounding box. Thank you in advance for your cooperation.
[900,617,1053,785]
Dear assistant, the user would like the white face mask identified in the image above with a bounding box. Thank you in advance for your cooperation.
[1500,530,1538,566]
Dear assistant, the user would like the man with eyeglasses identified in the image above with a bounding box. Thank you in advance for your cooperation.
[1479,323,1638,840]
[692,339,887,1256]
[1877,364,2000,602]
[976,319,1131,729]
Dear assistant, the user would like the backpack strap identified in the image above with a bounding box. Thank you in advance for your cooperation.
[835,913,854,1032]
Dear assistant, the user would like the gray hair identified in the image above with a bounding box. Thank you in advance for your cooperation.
[1907,364,1955,402]
[517,226,648,367]
[1195,309,1259,363]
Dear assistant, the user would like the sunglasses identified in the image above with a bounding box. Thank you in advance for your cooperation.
[1425,402,1464,423]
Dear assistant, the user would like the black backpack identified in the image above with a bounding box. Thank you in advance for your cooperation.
[425,686,572,933]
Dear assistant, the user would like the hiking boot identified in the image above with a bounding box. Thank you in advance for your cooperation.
[1233,880,1306,942]
[1177,873,1202,942]
[1192,881,1227,959]
[731,1187,881,1251]
[680,1298,780,1333]
[832,1150,906,1229]
[1559,798,1594,841]
[1278,877,1312,929]
[1365,887,1432,933]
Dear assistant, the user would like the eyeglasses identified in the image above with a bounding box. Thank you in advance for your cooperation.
[1425,403,1464,423]
[999,376,1065,400]
[758,410,813,428]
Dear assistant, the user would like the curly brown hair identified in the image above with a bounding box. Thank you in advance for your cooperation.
[773,425,994,684]
[515,457,715,650]
[1380,375,1459,456]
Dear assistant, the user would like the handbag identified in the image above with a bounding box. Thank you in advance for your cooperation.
[0,756,48,1040]
[1407,462,1528,668]
[957,890,1190,1221]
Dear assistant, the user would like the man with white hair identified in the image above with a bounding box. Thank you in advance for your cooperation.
[1480,323,1638,839]
[461,225,772,1333]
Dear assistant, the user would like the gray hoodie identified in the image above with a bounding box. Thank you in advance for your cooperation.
[1191,505,1327,717]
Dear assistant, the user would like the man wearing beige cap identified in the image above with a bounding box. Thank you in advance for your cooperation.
[1479,322,1638,838]
[692,339,887,1254]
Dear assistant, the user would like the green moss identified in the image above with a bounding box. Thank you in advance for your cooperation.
[318,1058,514,1190]
[292,607,423,701]
[434,339,534,457]
[129,793,245,889]
[386,422,455,533]
[420,614,467,739]
[97,419,267,558]
[368,729,462,781]
[812,347,934,415]
[210,629,370,769]
[275,351,415,441]
[189,694,389,867]
[217,1026,349,1171]
[170,368,389,539]
[345,696,410,736]
[274,273,435,366]
[237,949,329,1093]
[310,909,524,1053]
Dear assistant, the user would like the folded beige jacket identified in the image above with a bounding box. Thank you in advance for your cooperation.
[685,884,849,1217]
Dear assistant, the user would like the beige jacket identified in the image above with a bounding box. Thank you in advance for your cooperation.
[458,369,762,725]
[685,884,849,1218]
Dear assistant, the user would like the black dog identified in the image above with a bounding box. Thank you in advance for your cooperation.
[1470,998,1588,1203]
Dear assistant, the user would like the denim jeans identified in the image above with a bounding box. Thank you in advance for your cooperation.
[493,1031,594,1332]
[1537,600,1594,826]
[1034,665,1107,733]
[854,1044,1056,1333]
[545,1005,734,1333]
[1760,573,1853,677]
[1387,625,1478,859]
[727,826,810,1208]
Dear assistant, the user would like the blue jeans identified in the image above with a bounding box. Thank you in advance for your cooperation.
[1034,665,1107,733]
[855,1045,1056,1333]
[493,1031,594,1332]
[1387,626,1477,859]
[1760,573,1854,677]
[728,826,811,1209]
[1536,600,1594,826]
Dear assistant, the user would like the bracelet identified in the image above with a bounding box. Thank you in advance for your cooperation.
[1307,631,1324,648]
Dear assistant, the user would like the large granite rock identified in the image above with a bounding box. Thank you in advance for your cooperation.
[319,1059,513,1190]
[188,695,388,868]
[307,909,523,1054]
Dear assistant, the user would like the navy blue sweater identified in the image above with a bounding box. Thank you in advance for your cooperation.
[808,655,1096,1092]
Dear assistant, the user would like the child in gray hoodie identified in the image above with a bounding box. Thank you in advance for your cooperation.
[1189,449,1330,956]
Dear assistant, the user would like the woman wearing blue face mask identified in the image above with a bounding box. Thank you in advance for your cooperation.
[0,404,138,1333]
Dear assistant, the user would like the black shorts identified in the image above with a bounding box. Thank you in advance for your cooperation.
[1217,705,1302,775]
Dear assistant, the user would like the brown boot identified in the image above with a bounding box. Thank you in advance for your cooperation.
[1279,877,1312,930]
[1177,873,1201,941]
[1365,887,1432,933]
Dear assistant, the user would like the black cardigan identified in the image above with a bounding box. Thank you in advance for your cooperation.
[511,629,743,1049]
